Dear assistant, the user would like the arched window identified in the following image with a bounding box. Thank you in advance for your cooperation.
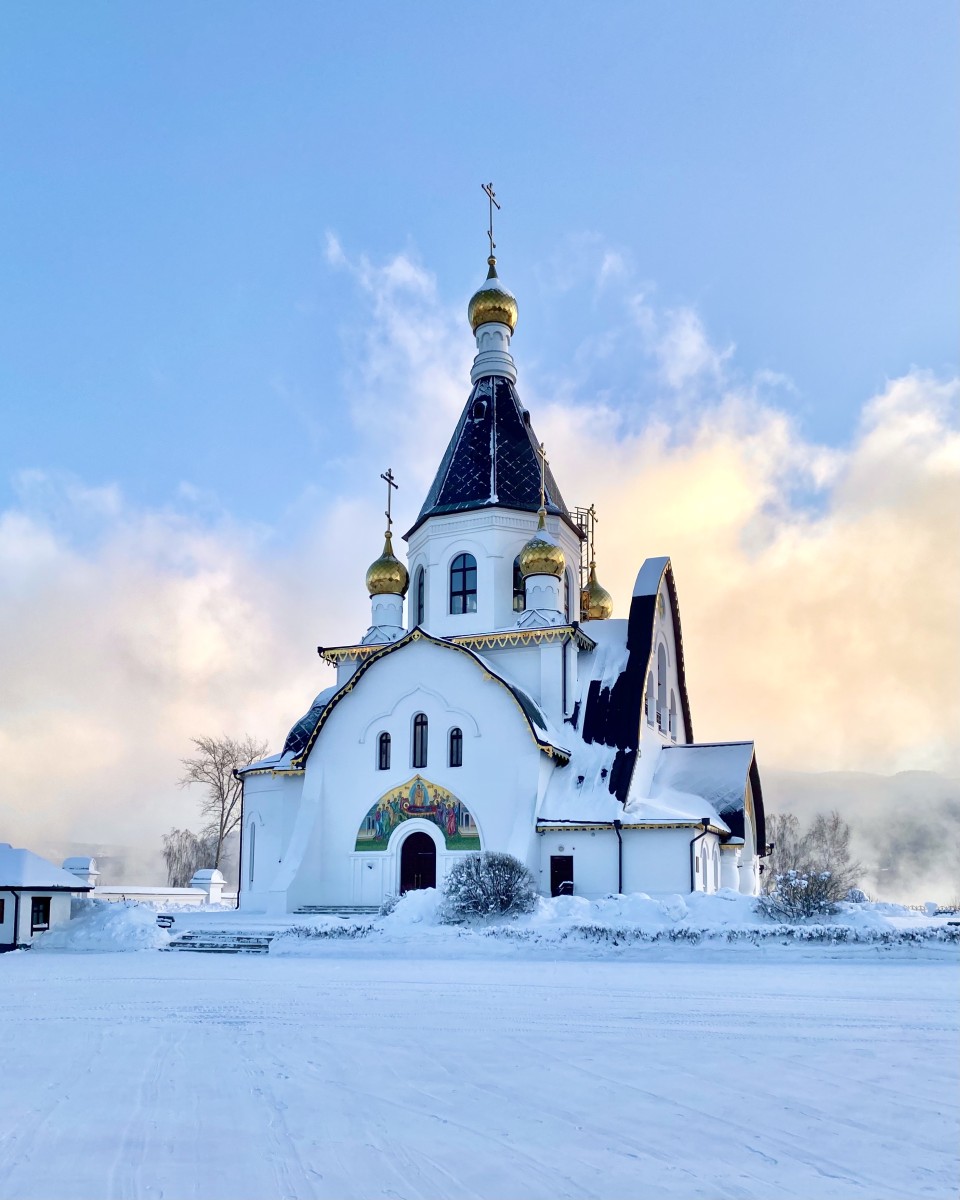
[645,671,655,725]
[449,727,463,767]
[512,556,525,612]
[669,689,677,740]
[449,553,477,615]
[377,731,391,771]
[657,643,667,729]
[414,566,425,626]
[412,713,428,769]
[564,572,572,621]
[247,822,256,886]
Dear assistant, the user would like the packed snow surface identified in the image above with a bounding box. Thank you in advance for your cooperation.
[1,939,957,1199]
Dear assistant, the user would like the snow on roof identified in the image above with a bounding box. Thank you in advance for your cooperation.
[0,844,94,891]
[649,742,756,822]
[633,555,671,598]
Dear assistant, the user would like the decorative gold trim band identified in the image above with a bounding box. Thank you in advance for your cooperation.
[318,624,595,665]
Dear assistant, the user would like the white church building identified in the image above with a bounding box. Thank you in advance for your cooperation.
[238,247,767,914]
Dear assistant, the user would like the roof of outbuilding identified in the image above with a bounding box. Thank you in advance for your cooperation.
[650,742,765,847]
[0,844,94,891]
[405,375,582,540]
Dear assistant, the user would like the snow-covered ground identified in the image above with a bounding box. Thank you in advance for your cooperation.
[1,936,957,1199]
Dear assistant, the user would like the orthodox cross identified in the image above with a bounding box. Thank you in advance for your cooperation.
[482,181,500,257]
[380,467,398,533]
[536,441,549,511]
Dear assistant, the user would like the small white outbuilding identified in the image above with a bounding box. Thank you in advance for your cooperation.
[0,844,94,951]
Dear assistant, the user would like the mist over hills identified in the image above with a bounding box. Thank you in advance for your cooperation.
[764,769,960,905]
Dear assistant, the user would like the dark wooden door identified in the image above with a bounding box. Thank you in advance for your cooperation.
[550,855,574,897]
[400,832,437,893]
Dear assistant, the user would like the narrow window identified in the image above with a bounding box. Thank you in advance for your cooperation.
[657,644,667,729]
[0,898,5,923]
[512,556,525,612]
[248,822,256,886]
[449,553,477,615]
[30,896,50,933]
[564,572,571,621]
[415,567,425,626]
[412,713,428,769]
[377,731,391,770]
[449,727,463,767]
[645,671,655,725]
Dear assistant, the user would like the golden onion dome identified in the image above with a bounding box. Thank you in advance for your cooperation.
[468,257,518,334]
[518,509,565,579]
[365,531,409,597]
[581,561,613,620]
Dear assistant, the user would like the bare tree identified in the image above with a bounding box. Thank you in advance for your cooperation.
[162,828,214,888]
[179,735,268,868]
[763,808,862,906]
[764,813,805,888]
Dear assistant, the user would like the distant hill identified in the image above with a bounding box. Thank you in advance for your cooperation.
[764,769,960,905]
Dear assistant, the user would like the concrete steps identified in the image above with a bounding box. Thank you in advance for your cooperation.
[164,930,273,954]
[294,905,380,916]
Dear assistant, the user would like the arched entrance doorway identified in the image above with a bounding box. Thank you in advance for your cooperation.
[400,831,436,893]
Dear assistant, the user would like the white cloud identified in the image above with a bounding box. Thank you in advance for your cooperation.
[1,245,957,881]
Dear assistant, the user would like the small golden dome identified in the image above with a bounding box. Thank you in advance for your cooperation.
[581,561,613,620]
[518,509,565,579]
[365,531,409,597]
[468,257,518,334]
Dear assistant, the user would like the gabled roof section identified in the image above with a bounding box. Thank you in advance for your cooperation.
[261,628,572,772]
[579,557,694,804]
[405,376,582,540]
[0,844,94,891]
[652,742,766,848]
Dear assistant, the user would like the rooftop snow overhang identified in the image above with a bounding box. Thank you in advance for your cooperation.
[285,627,572,770]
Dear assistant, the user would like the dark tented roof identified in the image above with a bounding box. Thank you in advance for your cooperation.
[405,375,582,540]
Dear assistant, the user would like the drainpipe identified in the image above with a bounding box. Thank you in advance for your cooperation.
[612,819,623,894]
[689,817,712,893]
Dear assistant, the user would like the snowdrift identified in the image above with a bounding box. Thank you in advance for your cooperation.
[33,900,171,952]
[271,888,960,952]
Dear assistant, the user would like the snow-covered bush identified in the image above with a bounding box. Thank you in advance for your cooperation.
[441,852,538,921]
[757,870,839,921]
[846,888,869,904]
[378,893,399,917]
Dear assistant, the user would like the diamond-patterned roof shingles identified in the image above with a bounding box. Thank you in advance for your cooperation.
[407,376,578,538]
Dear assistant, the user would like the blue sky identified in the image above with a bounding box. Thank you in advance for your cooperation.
[1,1,956,528]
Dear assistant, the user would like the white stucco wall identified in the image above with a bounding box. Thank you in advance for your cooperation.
[246,637,561,911]
[537,827,721,899]
[0,890,72,948]
[405,508,582,638]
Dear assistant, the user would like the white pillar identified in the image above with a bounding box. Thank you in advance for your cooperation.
[190,868,225,905]
[720,848,740,891]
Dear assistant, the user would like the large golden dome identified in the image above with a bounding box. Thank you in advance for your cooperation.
[365,531,409,597]
[518,510,565,579]
[468,257,518,334]
[581,562,613,620]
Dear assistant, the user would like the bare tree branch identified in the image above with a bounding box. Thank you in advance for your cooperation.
[178,734,268,868]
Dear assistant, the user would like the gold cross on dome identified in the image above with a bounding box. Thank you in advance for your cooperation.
[482,181,500,258]
[380,467,398,533]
